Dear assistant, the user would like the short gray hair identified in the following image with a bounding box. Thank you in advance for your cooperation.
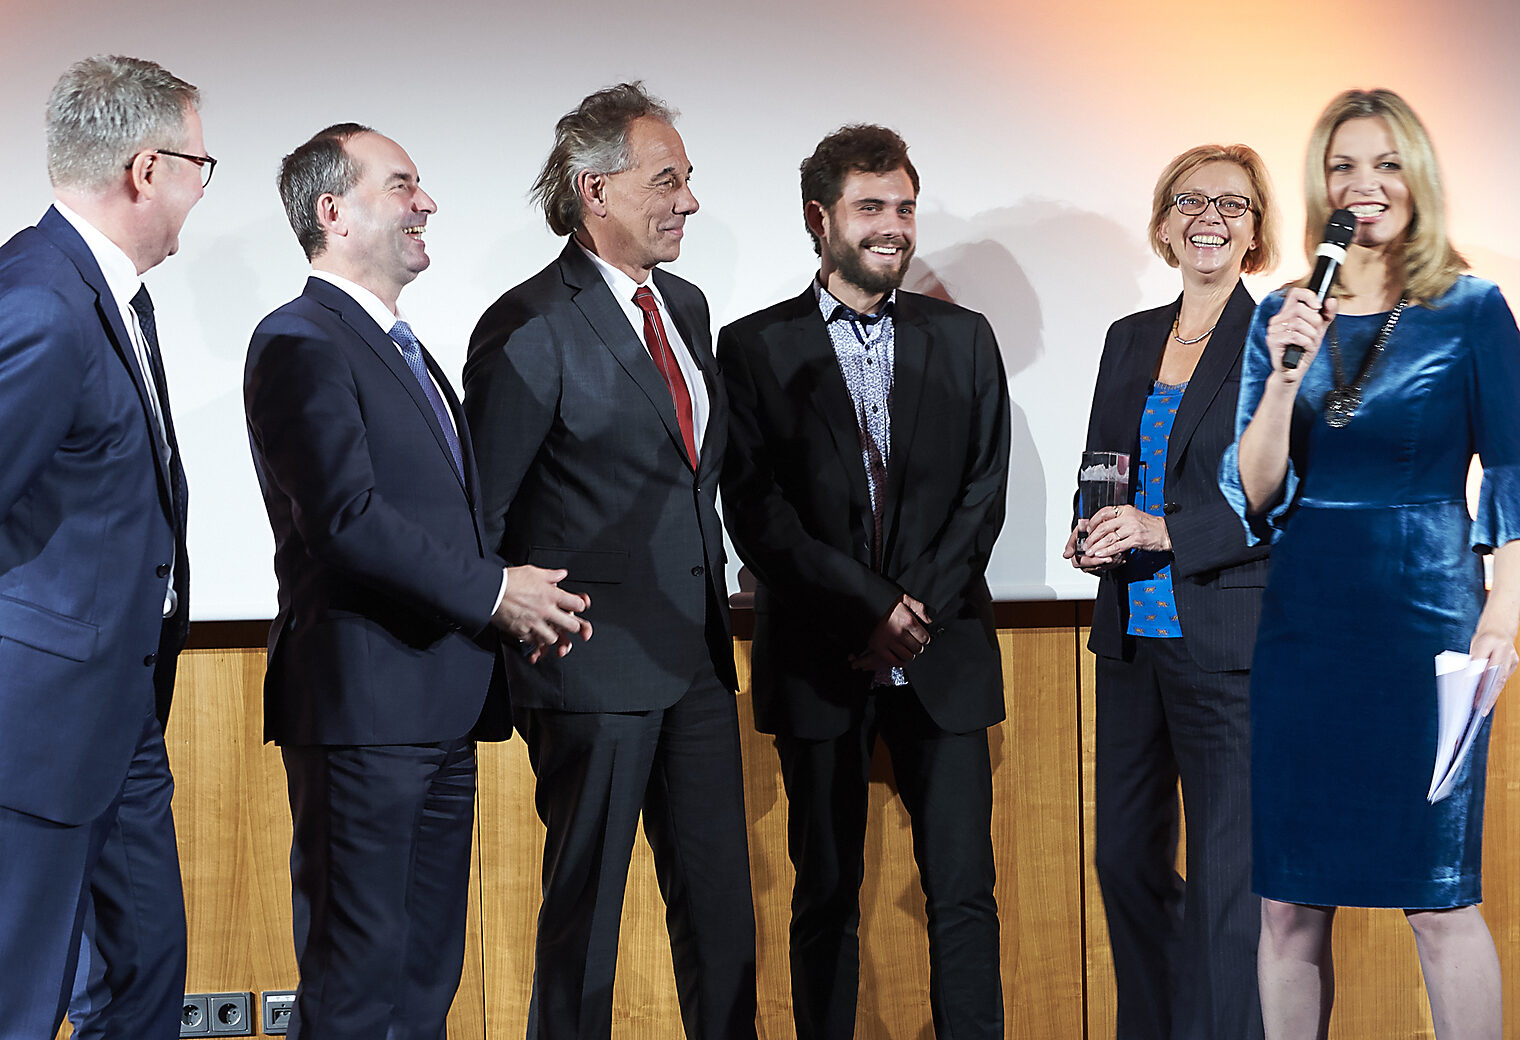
[46,55,199,192]
[530,82,677,236]
[277,123,373,261]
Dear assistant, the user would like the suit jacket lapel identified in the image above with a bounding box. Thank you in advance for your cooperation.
[431,351,488,549]
[1167,280,1255,480]
[560,243,696,470]
[778,287,876,548]
[305,277,468,496]
[37,207,177,523]
[881,295,930,558]
[1108,303,1171,467]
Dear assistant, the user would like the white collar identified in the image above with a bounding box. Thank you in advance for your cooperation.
[51,199,142,311]
[310,269,409,335]
[577,241,667,309]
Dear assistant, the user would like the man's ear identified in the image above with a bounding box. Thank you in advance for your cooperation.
[804,199,829,242]
[126,150,159,201]
[578,171,608,220]
[315,193,343,238]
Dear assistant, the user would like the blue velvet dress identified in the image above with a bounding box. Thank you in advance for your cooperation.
[1221,276,1520,908]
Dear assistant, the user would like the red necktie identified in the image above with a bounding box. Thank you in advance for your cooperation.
[633,286,697,466]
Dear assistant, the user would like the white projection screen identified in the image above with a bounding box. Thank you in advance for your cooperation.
[3,0,1517,619]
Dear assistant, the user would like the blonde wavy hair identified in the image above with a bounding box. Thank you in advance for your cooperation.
[1148,143,1278,275]
[1302,89,1466,305]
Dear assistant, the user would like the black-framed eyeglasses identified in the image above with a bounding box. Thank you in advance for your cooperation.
[127,149,217,187]
[1172,192,1251,218]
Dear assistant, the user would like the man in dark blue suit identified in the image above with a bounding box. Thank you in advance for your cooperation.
[0,56,205,1040]
[245,124,591,1040]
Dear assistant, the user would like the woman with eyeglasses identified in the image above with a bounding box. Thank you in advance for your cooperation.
[1225,89,1520,1039]
[1065,144,1277,1040]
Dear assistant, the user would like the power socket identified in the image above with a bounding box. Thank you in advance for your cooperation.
[206,992,252,1036]
[261,990,297,1035]
[180,995,210,1036]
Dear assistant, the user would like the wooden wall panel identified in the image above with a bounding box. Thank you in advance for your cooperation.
[1078,628,1117,1040]
[170,649,296,995]
[996,616,1087,1039]
[52,619,1520,1039]
[1485,689,1520,1027]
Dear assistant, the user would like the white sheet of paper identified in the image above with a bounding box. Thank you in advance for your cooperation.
[1429,651,1498,803]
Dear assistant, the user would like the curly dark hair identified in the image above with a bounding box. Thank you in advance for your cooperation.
[799,124,919,255]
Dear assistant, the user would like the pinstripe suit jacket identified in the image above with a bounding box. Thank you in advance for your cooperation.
[1082,280,1268,672]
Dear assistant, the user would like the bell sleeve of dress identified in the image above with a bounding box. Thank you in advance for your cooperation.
[1218,290,1298,545]
[1467,279,1520,553]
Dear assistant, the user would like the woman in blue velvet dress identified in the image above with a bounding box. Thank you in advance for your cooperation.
[1225,89,1520,1040]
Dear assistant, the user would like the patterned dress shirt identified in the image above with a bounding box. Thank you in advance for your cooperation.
[815,281,907,685]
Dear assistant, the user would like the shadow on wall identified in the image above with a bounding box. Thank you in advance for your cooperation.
[905,203,1148,598]
[906,237,1050,599]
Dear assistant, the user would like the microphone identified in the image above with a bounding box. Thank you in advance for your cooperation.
[1283,208,1356,370]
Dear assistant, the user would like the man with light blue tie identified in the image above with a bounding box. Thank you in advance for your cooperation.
[244,123,591,1040]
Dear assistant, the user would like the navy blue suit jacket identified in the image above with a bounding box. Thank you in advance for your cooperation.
[463,242,736,712]
[718,287,1011,739]
[1081,280,1269,671]
[0,207,187,825]
[245,277,506,746]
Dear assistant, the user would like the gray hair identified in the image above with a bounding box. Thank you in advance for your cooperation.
[530,82,677,236]
[46,55,199,192]
[277,123,373,261]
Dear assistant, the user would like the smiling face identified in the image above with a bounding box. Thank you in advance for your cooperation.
[328,132,436,304]
[813,167,917,308]
[1157,160,1256,282]
[591,116,697,281]
[1326,115,1412,250]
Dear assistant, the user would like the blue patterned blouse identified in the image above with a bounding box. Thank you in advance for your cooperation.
[1126,381,1186,638]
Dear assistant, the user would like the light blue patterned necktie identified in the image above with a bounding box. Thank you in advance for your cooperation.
[389,319,464,482]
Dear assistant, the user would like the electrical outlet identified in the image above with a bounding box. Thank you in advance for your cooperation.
[180,995,210,1036]
[261,990,296,1035]
[206,992,252,1036]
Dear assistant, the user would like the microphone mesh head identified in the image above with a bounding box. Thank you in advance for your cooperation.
[1325,208,1357,247]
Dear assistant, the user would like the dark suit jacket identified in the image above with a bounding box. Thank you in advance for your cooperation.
[462,241,735,711]
[245,277,505,746]
[0,207,187,825]
[1082,280,1268,672]
[718,286,1011,740]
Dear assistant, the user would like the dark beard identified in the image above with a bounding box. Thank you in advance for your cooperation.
[828,238,912,299]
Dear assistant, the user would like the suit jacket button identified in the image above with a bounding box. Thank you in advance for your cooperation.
[1163,502,1179,515]
[143,652,157,666]
[691,565,705,576]
[156,563,171,577]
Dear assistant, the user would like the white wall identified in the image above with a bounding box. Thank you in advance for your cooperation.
[3,0,1516,617]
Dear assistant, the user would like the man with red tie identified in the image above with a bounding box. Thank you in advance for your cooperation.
[463,82,756,1040]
